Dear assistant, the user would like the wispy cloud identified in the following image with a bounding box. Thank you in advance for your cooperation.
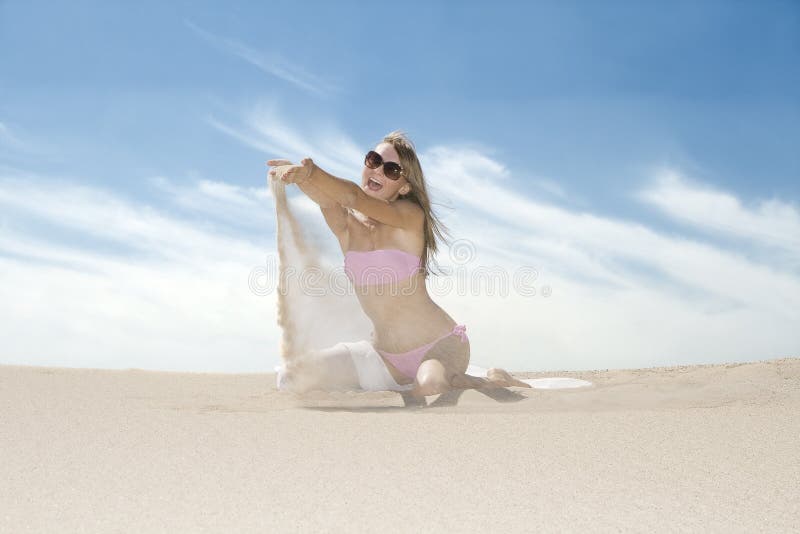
[0,174,272,261]
[207,100,366,182]
[532,177,568,199]
[146,174,273,233]
[636,167,800,260]
[0,121,28,152]
[184,20,342,98]
[427,146,800,309]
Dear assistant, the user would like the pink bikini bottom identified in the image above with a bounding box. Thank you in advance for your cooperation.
[375,324,468,380]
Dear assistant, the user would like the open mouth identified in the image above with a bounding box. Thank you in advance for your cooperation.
[367,177,383,191]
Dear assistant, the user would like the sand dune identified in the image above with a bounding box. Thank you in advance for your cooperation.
[2,357,798,532]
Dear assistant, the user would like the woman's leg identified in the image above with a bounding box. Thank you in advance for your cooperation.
[410,359,454,399]
[409,361,499,401]
[410,330,472,399]
[450,369,531,389]
[450,373,496,389]
[411,362,532,400]
[402,328,530,400]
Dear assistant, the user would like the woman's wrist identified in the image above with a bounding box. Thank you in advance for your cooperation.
[297,158,317,184]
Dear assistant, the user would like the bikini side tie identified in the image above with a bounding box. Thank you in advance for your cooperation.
[453,324,467,342]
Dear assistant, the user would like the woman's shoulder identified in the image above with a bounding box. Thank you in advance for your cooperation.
[395,198,425,225]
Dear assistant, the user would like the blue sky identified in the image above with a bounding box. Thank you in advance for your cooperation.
[1,0,798,373]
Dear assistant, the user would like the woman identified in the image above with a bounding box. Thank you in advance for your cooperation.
[267,130,530,402]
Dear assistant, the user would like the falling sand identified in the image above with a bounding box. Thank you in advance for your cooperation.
[269,173,373,392]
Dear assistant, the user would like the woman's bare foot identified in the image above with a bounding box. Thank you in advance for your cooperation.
[486,368,532,388]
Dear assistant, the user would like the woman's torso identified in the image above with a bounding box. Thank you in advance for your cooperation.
[339,205,457,356]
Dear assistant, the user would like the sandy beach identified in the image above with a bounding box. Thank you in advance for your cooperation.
[2,357,798,533]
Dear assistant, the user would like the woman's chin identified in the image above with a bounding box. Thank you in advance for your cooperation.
[362,186,384,199]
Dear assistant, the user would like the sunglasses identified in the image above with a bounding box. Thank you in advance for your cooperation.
[364,150,405,180]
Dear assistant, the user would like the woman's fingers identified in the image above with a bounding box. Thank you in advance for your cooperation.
[267,159,293,166]
[267,161,297,184]
[266,161,305,184]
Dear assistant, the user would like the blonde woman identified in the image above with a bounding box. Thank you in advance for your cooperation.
[268,130,529,403]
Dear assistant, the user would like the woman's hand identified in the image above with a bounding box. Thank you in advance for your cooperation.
[266,159,294,183]
[266,157,316,185]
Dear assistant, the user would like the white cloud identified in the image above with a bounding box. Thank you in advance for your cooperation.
[427,146,800,316]
[636,167,800,258]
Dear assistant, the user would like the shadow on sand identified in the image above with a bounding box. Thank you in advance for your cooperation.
[302,386,529,412]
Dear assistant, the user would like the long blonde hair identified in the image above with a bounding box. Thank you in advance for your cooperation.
[381,130,452,278]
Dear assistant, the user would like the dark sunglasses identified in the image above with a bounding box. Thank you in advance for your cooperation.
[364,150,405,180]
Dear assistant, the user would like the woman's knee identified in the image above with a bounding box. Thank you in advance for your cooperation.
[414,360,451,395]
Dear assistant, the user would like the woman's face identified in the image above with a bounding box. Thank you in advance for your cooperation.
[361,142,410,201]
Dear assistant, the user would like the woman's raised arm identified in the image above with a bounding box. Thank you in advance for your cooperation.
[283,159,419,230]
[268,159,349,237]
[268,159,338,208]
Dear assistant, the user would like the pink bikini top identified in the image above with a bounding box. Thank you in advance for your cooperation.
[344,248,422,286]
